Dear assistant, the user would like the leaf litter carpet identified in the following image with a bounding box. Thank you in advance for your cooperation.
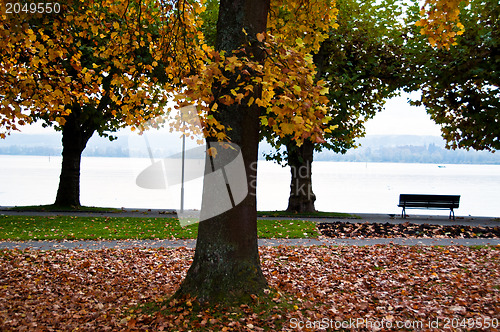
[0,245,499,331]
[318,221,500,239]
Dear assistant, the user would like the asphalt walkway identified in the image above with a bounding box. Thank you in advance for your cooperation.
[1,237,499,250]
[1,208,499,249]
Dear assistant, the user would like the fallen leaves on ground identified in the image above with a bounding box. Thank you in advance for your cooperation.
[0,246,499,331]
[318,221,500,239]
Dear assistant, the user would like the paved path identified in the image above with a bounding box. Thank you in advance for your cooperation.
[1,208,499,249]
[0,237,499,250]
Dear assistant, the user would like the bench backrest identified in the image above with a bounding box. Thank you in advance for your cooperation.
[399,194,460,208]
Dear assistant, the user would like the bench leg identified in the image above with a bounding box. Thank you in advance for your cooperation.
[449,209,455,220]
[402,207,406,219]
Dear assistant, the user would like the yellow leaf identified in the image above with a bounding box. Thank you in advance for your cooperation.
[113,22,119,30]
[247,97,254,106]
[207,147,218,157]
[256,32,265,42]
[55,117,66,126]
[281,123,294,135]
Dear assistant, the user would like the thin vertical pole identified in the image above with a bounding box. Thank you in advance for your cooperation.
[143,134,155,163]
[181,124,185,214]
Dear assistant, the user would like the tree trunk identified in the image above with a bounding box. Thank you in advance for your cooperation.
[174,0,269,304]
[54,110,94,207]
[286,139,316,213]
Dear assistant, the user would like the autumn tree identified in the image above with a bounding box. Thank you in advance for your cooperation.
[0,0,201,206]
[171,0,464,303]
[409,0,499,151]
[263,0,416,212]
[172,0,336,303]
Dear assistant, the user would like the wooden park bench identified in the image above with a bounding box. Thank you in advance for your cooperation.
[398,194,460,220]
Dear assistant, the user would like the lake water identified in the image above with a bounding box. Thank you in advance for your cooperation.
[0,155,499,217]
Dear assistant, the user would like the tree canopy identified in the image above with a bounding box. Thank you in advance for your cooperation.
[1,0,470,147]
[0,0,203,137]
[410,0,499,151]
[263,0,414,166]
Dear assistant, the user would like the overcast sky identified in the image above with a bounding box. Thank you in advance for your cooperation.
[364,92,442,136]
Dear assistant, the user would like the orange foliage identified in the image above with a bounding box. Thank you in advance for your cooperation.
[416,0,468,49]
[1,0,464,142]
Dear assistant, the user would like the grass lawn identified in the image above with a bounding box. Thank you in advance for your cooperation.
[0,215,319,240]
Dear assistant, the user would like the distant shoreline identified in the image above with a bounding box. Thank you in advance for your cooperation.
[1,133,499,164]
[1,153,500,165]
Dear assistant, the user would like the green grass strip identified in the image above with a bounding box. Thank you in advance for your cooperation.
[0,215,319,241]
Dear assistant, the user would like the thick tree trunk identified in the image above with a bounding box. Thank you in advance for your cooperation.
[286,139,316,213]
[175,122,265,303]
[174,0,269,304]
[54,111,94,207]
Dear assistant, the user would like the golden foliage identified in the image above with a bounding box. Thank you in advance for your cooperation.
[268,0,339,53]
[416,0,468,49]
[173,0,339,144]
[0,0,204,135]
[1,0,464,142]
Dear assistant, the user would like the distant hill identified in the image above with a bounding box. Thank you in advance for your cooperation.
[315,135,500,164]
[1,133,499,164]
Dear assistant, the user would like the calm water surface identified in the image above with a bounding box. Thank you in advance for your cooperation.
[0,155,499,217]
